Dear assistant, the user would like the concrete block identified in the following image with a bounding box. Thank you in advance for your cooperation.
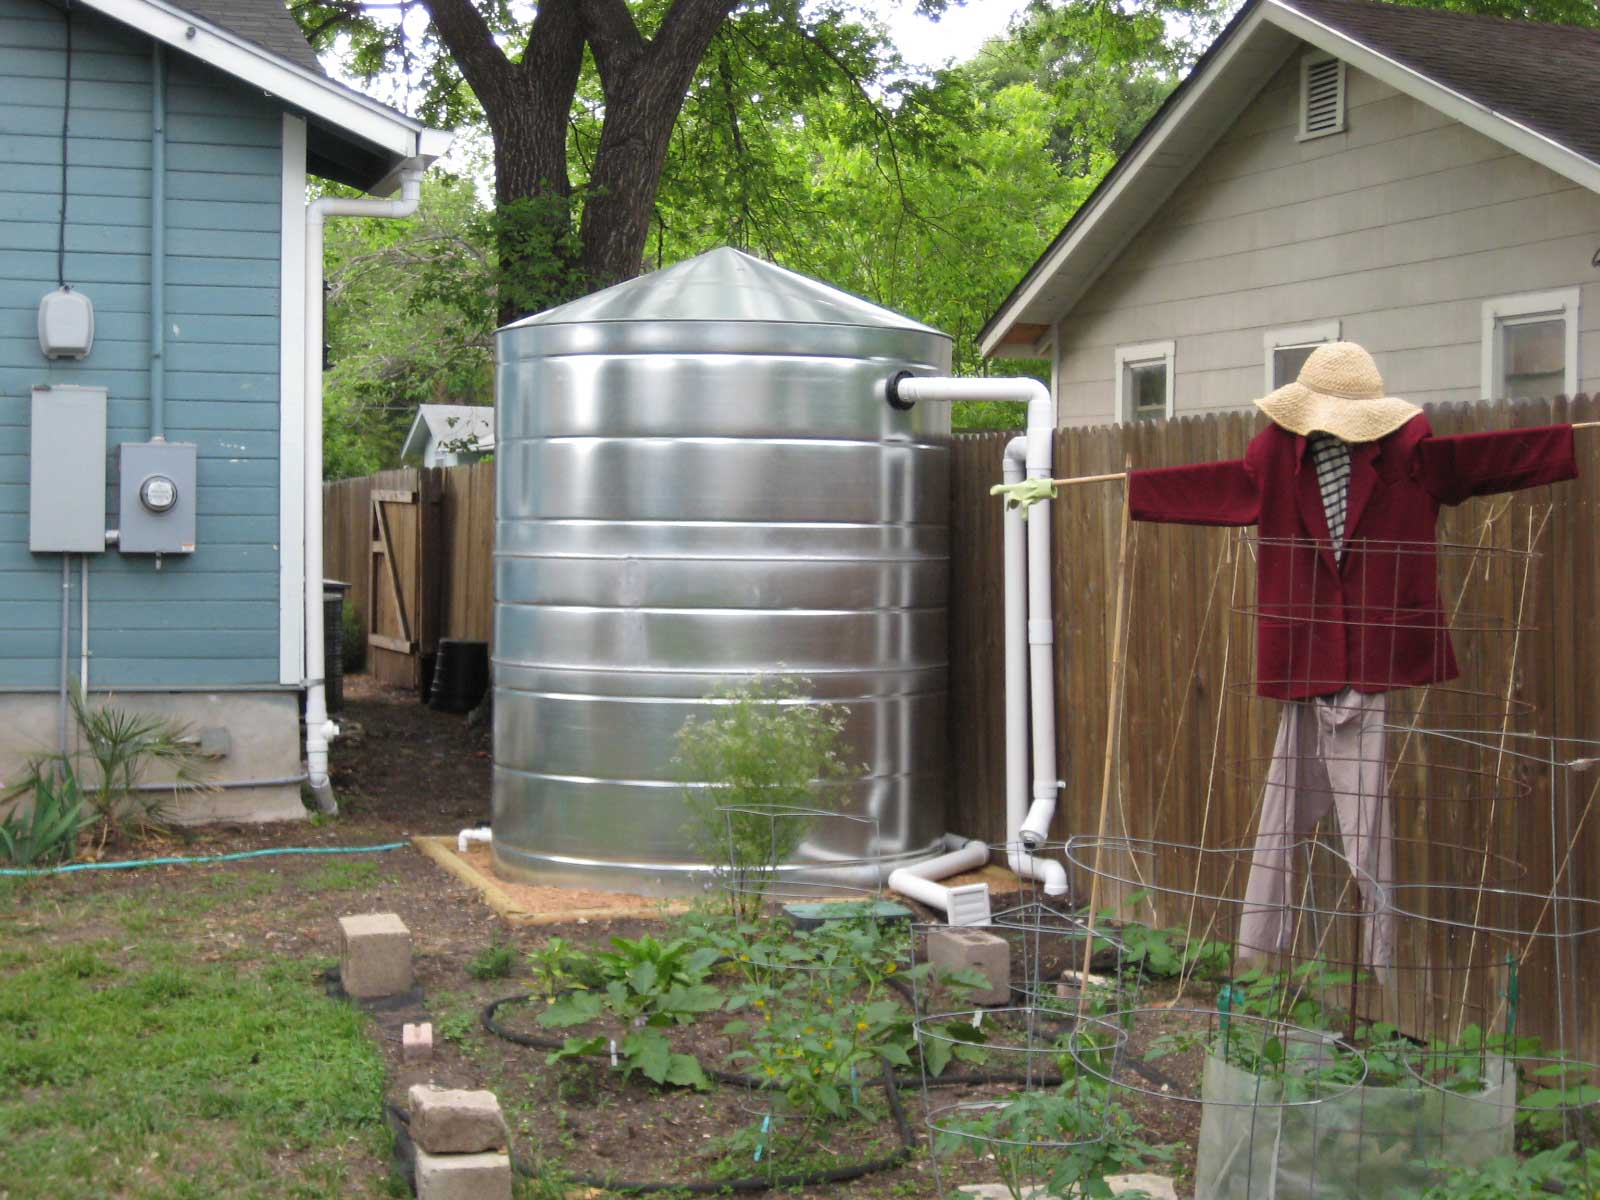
[415,1148,512,1200]
[409,1084,509,1155]
[337,913,413,998]
[927,927,1010,1006]
[403,1022,433,1064]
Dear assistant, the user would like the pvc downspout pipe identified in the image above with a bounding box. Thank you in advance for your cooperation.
[886,834,989,917]
[1002,445,1068,897]
[886,374,1067,897]
[302,168,425,813]
[149,43,165,441]
[458,826,492,854]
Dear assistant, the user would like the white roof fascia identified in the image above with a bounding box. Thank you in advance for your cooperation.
[1264,0,1600,195]
[980,6,1278,358]
[399,410,431,460]
[79,0,447,164]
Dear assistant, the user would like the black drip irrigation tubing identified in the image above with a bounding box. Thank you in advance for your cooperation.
[471,986,1136,1196]
[387,1057,912,1194]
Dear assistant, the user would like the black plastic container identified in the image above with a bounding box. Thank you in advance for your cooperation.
[429,639,489,714]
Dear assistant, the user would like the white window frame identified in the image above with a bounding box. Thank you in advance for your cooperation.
[1115,340,1176,423]
[1263,320,1342,393]
[1480,288,1580,400]
[1298,52,1347,141]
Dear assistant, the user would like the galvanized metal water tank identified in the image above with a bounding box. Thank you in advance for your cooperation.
[491,248,952,895]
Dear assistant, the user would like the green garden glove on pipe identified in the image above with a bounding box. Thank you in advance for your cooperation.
[990,477,1059,518]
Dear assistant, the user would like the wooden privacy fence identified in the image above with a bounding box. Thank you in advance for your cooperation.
[323,460,496,686]
[950,394,1600,1054]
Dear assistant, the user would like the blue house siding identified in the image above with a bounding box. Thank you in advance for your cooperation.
[0,0,284,689]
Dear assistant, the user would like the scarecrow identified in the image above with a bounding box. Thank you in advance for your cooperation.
[999,343,1580,967]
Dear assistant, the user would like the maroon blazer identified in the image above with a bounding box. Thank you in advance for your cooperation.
[1128,415,1576,699]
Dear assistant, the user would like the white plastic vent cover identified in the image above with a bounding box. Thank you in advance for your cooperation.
[1299,54,1346,139]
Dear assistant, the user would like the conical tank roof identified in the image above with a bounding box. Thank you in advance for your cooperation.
[504,247,944,333]
[496,247,950,362]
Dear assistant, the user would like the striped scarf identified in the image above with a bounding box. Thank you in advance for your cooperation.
[1308,432,1351,561]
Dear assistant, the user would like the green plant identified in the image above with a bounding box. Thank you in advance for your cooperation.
[467,939,516,980]
[673,676,857,920]
[1412,1142,1600,1199]
[935,1080,1169,1200]
[11,690,214,850]
[0,768,93,867]
[538,934,723,1089]
[1091,894,1232,980]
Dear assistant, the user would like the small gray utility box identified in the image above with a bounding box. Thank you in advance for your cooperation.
[30,385,107,553]
[119,441,196,554]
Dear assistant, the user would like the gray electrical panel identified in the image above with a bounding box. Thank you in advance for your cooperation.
[118,441,197,554]
[29,385,107,553]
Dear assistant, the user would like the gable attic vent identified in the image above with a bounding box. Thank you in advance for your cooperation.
[1299,54,1346,140]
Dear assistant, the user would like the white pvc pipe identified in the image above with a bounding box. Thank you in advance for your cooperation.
[303,168,426,813]
[1002,444,1068,897]
[458,826,492,854]
[889,373,1067,896]
[887,834,990,918]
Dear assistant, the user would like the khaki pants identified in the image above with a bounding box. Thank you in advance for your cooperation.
[1238,688,1394,971]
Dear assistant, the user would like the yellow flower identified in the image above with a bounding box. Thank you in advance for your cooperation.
[885,963,897,974]
[764,1066,777,1076]
[739,954,750,962]
[824,1040,834,1050]
[753,998,765,1008]
[856,1021,869,1032]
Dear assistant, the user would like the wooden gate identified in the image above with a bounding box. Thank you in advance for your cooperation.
[367,472,443,690]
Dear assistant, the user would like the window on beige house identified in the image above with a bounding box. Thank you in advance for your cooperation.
[1115,341,1175,422]
[1481,289,1579,400]
[1263,321,1341,392]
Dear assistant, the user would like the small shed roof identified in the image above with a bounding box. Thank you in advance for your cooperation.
[981,0,1600,357]
[401,406,495,461]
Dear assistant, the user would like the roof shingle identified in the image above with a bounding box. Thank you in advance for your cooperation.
[170,0,323,74]
[1281,0,1600,167]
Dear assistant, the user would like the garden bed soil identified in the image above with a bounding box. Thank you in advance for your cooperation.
[2,674,1205,1197]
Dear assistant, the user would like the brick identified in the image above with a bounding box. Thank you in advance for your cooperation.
[927,927,1011,1006]
[409,1085,509,1155]
[415,1148,512,1200]
[403,1022,433,1064]
[337,913,413,999]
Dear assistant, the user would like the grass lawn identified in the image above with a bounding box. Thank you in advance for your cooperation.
[0,869,399,1199]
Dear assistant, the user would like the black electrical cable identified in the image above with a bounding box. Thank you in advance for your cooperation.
[57,0,73,289]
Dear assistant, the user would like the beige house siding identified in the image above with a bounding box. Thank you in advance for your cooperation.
[1053,47,1600,427]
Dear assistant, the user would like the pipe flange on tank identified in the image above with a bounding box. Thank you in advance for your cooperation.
[885,370,917,411]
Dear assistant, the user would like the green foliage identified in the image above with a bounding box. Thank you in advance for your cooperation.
[321,175,495,480]
[467,939,517,980]
[301,859,382,893]
[1412,1142,1600,1199]
[674,677,857,921]
[935,1079,1170,1200]
[1092,894,1231,980]
[0,956,386,1195]
[8,691,214,852]
[538,934,723,1090]
[0,769,93,868]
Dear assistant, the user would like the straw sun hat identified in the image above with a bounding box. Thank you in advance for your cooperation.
[1255,341,1420,443]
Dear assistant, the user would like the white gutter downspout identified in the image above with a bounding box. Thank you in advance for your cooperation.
[884,374,1070,901]
[302,166,425,812]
